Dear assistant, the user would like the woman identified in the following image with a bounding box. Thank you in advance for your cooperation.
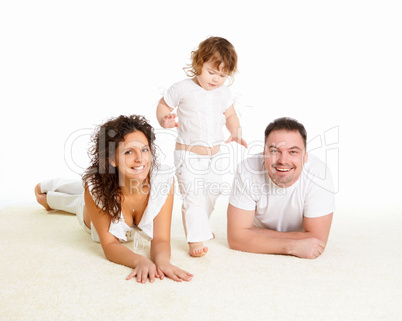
[35,115,193,284]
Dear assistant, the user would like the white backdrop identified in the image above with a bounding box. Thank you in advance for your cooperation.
[1,0,401,210]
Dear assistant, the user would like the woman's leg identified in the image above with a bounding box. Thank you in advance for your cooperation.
[35,178,84,214]
[34,183,52,210]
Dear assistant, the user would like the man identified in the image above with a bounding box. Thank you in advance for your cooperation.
[227,117,335,259]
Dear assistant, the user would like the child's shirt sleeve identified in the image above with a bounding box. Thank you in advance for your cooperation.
[164,81,182,109]
[222,86,234,112]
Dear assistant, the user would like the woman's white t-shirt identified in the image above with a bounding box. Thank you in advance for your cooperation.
[89,164,174,243]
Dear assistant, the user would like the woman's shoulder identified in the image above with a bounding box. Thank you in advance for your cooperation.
[84,175,98,201]
[151,164,175,184]
[138,164,174,237]
[148,164,174,203]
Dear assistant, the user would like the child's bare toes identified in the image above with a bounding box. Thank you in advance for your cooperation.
[189,242,208,257]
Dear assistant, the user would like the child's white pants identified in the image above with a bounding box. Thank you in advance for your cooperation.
[174,150,226,243]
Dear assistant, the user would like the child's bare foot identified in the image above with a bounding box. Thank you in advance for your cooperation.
[188,242,208,257]
[34,183,53,211]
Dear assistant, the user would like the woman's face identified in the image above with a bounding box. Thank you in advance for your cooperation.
[114,130,151,184]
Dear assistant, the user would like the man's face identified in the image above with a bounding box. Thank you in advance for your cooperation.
[264,129,308,188]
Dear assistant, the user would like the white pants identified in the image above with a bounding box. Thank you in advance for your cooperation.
[174,150,226,243]
[41,178,89,233]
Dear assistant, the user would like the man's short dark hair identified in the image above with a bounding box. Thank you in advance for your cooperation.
[264,117,307,147]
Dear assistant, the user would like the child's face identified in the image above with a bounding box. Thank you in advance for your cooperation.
[195,61,228,91]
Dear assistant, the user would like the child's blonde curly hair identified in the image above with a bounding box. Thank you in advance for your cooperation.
[184,36,238,85]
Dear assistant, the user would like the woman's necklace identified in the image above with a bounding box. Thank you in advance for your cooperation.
[123,204,135,214]
[122,186,150,225]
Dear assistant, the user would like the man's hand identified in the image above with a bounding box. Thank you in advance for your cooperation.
[289,238,326,259]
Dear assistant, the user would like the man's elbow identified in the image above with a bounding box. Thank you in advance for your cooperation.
[227,230,245,251]
[227,236,237,250]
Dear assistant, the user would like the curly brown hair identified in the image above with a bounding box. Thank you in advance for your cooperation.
[184,36,238,85]
[82,115,157,221]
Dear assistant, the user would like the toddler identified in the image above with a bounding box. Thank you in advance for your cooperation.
[156,36,247,257]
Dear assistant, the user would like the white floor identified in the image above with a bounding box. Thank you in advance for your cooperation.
[1,198,401,320]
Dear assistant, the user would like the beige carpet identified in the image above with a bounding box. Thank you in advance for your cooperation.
[1,198,401,321]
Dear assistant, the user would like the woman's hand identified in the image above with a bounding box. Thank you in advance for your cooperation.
[150,184,192,282]
[126,256,159,284]
[156,262,193,282]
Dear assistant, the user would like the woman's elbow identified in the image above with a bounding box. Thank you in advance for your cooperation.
[101,244,118,263]
[103,249,114,262]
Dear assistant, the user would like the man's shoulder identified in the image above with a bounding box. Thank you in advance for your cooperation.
[303,154,330,179]
[236,153,265,177]
[301,154,335,194]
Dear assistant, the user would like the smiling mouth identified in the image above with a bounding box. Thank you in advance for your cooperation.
[131,165,146,171]
[274,167,293,172]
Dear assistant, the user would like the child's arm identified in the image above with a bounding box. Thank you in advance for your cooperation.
[156,98,178,128]
[224,105,248,148]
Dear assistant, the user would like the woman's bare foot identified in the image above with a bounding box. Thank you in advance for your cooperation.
[34,183,53,211]
[188,242,208,257]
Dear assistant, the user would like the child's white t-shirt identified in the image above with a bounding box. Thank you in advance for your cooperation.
[229,154,335,232]
[164,78,233,147]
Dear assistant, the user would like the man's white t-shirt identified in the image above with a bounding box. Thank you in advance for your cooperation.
[229,153,335,232]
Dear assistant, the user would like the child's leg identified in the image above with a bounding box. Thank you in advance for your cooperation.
[183,197,211,257]
[35,178,84,214]
[175,151,216,257]
[187,151,225,256]
[186,180,221,256]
